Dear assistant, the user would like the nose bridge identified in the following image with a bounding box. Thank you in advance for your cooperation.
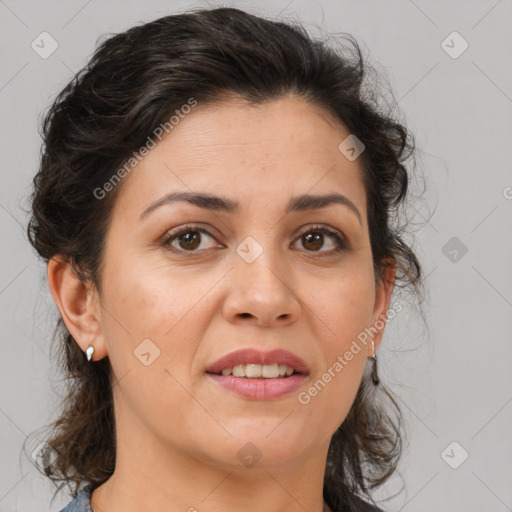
[236,233,285,291]
[223,232,301,326]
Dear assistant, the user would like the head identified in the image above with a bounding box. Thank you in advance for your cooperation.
[27,7,424,510]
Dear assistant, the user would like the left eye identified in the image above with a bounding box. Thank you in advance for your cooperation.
[162,224,346,255]
[292,226,346,253]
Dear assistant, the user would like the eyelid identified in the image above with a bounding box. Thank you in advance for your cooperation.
[163,222,221,239]
[294,223,344,239]
[161,223,223,248]
[161,222,347,254]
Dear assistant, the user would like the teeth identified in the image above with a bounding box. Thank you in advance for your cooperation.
[261,363,279,378]
[221,363,295,378]
[232,365,245,377]
[246,364,262,378]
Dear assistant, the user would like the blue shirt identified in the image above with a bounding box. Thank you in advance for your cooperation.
[59,484,93,512]
[58,484,384,511]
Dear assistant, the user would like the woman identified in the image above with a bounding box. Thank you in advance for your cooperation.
[26,6,424,512]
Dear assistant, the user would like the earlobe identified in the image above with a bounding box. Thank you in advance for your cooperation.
[47,256,105,360]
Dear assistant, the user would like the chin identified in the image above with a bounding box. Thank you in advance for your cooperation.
[204,428,315,469]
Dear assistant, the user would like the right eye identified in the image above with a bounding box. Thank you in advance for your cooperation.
[161,224,222,253]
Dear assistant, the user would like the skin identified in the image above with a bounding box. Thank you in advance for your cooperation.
[48,95,395,512]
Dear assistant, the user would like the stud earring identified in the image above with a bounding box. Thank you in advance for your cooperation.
[86,345,95,362]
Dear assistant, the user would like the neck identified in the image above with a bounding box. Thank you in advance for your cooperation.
[90,429,331,512]
[91,456,331,512]
[90,388,333,512]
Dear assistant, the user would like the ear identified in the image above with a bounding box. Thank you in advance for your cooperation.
[369,258,396,356]
[47,256,107,361]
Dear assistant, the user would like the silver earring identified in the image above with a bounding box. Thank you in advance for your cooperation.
[369,340,379,386]
[86,345,95,362]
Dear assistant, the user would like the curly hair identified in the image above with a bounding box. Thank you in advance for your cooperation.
[25,6,426,512]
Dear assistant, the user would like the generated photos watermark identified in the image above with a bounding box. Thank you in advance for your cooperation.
[297,301,402,405]
[93,97,198,200]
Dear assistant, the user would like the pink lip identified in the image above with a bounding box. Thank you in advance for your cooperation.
[205,348,309,401]
[207,373,307,400]
[205,348,309,375]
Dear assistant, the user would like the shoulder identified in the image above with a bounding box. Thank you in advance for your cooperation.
[58,484,93,512]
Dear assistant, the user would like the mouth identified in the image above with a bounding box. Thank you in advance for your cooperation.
[205,348,309,377]
[210,362,297,379]
[205,348,309,400]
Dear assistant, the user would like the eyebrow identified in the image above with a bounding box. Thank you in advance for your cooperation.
[139,191,362,225]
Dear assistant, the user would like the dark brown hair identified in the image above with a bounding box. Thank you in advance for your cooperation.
[25,6,426,512]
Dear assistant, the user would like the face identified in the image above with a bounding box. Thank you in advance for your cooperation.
[88,95,393,470]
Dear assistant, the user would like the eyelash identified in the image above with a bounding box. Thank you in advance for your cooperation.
[161,223,347,257]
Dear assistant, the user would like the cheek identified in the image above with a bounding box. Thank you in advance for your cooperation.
[305,268,374,410]
[98,261,216,437]
[104,257,212,337]
[311,267,376,343]
[99,256,226,387]
[297,340,368,445]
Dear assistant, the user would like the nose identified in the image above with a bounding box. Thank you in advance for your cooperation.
[222,250,302,328]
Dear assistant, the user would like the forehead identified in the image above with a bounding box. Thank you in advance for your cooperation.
[112,95,367,222]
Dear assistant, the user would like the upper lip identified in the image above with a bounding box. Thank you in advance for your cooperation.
[205,348,309,375]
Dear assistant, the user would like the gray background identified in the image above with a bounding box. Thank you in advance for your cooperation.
[1,0,511,511]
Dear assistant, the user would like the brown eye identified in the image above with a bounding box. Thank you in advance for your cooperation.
[293,225,347,255]
[177,231,202,251]
[162,224,220,253]
[302,232,324,251]
[162,223,346,256]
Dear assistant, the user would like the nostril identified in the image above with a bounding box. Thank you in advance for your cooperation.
[239,313,252,318]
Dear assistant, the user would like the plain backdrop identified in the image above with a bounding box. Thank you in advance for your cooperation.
[0,1,511,511]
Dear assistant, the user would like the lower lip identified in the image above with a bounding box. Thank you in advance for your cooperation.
[207,373,307,400]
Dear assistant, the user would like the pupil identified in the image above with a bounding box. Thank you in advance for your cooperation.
[304,232,323,250]
[180,231,200,250]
